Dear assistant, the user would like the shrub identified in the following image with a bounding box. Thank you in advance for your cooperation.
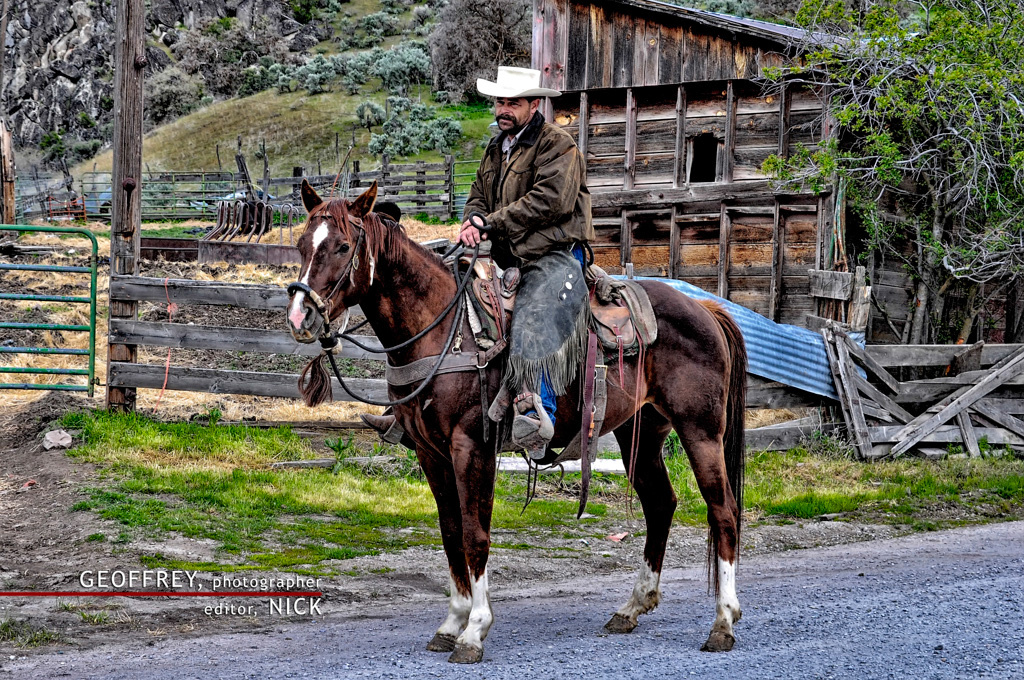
[174,16,300,98]
[145,66,205,125]
[294,54,336,94]
[360,12,399,36]
[238,65,276,97]
[355,100,386,132]
[373,43,431,95]
[411,5,434,26]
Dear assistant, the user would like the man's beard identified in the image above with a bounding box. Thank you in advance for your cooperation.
[496,115,523,134]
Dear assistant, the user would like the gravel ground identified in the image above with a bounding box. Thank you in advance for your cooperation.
[5,520,1022,680]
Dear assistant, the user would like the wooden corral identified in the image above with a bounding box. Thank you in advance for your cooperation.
[81,157,457,224]
[532,0,833,326]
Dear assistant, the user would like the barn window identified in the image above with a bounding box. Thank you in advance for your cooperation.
[688,134,719,183]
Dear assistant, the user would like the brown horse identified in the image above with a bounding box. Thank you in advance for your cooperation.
[286,180,747,663]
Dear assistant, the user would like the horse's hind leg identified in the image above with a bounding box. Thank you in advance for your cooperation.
[604,406,675,634]
[674,423,741,652]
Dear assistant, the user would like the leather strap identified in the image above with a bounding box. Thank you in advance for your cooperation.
[385,338,506,386]
[578,331,599,518]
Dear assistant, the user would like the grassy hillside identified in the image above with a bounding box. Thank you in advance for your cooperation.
[80,87,494,176]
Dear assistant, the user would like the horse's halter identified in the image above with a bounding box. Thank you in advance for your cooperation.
[287,214,367,327]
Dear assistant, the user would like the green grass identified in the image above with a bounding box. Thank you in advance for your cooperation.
[78,611,108,625]
[0,618,61,647]
[60,411,1024,572]
[77,88,495,178]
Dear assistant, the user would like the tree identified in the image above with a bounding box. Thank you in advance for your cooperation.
[428,0,531,100]
[355,101,386,133]
[763,0,1024,343]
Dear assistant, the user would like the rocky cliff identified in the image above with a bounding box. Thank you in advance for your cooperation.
[2,0,302,154]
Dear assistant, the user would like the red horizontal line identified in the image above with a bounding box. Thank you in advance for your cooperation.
[0,592,322,597]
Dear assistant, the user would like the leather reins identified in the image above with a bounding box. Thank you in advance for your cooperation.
[287,214,487,408]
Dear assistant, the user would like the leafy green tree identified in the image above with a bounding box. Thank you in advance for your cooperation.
[763,0,1024,343]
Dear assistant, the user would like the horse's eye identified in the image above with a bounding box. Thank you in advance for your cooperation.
[338,243,351,254]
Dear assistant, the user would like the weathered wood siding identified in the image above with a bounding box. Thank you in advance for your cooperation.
[533,0,792,90]
[550,84,827,324]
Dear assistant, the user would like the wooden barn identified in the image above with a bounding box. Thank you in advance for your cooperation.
[531,0,836,328]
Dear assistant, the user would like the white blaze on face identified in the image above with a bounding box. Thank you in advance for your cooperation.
[455,570,493,650]
[615,561,661,622]
[288,221,331,329]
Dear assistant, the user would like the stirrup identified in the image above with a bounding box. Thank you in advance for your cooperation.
[360,412,406,445]
[511,393,554,460]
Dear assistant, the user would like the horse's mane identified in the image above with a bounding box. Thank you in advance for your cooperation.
[307,198,409,265]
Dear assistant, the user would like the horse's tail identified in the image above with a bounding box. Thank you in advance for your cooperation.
[699,300,747,591]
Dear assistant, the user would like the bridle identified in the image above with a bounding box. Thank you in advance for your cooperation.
[287,210,487,407]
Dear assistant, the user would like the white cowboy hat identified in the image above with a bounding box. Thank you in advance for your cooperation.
[476,67,561,99]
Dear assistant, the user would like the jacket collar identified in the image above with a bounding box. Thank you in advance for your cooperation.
[488,111,546,153]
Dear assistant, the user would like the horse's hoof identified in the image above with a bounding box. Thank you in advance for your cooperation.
[426,633,457,653]
[700,630,735,652]
[447,643,484,664]
[603,613,637,634]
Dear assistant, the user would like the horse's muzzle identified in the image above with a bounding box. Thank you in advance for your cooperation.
[287,287,326,343]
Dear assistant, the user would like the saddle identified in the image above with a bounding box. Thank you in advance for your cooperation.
[467,260,656,357]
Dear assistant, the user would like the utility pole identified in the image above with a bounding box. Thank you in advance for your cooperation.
[107,0,145,411]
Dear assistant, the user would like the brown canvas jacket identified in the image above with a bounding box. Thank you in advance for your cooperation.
[463,111,593,269]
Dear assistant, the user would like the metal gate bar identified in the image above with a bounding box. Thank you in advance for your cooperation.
[0,224,98,395]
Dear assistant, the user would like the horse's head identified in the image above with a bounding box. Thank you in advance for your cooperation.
[286,179,378,343]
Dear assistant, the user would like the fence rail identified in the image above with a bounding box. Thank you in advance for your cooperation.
[81,157,461,224]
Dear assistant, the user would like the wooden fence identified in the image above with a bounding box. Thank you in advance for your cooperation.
[81,157,457,224]
[108,273,1024,454]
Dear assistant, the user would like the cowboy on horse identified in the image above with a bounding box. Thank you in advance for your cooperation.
[363,66,595,458]
[284,66,748,663]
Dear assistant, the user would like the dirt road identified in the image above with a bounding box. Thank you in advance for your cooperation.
[4,521,1021,679]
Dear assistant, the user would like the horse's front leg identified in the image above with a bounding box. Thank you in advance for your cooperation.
[417,446,472,653]
[446,426,496,664]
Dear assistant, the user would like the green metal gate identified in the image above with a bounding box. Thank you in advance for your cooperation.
[0,225,99,395]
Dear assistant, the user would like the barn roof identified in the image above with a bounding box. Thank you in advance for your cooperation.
[605,0,811,47]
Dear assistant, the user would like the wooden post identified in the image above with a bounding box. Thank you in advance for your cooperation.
[669,205,680,279]
[292,166,304,199]
[673,84,686,188]
[107,0,146,412]
[717,202,730,299]
[577,92,589,160]
[445,155,454,220]
[0,120,15,223]
[415,161,426,212]
[778,82,791,159]
[768,198,783,321]
[619,211,632,270]
[624,88,636,190]
[723,80,736,183]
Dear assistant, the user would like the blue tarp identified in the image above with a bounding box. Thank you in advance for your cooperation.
[628,276,849,401]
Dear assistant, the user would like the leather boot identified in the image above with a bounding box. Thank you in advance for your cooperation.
[360,411,406,445]
[510,392,555,460]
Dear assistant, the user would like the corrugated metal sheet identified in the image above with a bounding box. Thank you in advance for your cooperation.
[629,276,852,401]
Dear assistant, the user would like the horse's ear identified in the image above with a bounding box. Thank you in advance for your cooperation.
[349,181,377,218]
[301,179,322,213]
